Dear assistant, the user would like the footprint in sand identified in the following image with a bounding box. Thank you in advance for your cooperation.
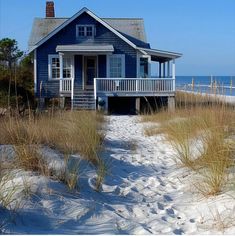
[160,150,166,155]
[157,176,166,186]
[173,228,184,235]
[166,207,175,218]
[157,202,165,211]
[163,194,173,202]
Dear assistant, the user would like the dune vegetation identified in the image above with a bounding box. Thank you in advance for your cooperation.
[143,92,235,196]
[0,110,106,195]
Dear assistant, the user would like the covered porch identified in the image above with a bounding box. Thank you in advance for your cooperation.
[94,47,180,112]
[55,44,181,111]
[56,43,114,95]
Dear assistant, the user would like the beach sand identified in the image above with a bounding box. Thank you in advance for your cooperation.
[0,115,235,234]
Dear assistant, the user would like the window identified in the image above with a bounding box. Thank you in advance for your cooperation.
[63,58,72,78]
[108,54,125,78]
[49,55,72,80]
[49,55,60,79]
[76,25,94,38]
[86,26,93,36]
[77,26,85,37]
[140,57,149,78]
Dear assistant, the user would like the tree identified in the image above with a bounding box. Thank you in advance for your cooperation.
[0,38,23,109]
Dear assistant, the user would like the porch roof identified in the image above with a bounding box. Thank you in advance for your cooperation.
[137,47,182,62]
[56,44,114,53]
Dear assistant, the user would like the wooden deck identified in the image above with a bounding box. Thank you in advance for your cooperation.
[59,77,175,110]
[94,78,175,98]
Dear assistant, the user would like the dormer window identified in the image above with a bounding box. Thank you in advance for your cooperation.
[76,25,95,38]
[77,26,85,37]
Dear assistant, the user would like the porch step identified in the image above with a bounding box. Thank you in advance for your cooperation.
[72,90,96,110]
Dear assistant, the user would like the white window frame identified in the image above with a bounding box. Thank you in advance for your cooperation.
[76,25,95,39]
[107,54,125,78]
[48,54,74,80]
[48,54,60,80]
[62,57,73,79]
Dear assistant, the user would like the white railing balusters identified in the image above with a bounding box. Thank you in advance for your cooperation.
[60,78,72,93]
[94,78,175,95]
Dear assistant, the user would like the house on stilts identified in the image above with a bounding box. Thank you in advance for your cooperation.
[29,1,182,113]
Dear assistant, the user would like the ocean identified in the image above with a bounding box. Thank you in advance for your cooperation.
[176,76,235,96]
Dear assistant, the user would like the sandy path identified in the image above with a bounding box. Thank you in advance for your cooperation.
[101,115,198,234]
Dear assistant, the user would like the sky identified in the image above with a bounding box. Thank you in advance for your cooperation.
[0,0,235,76]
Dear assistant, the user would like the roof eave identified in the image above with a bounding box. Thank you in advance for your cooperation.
[137,47,182,59]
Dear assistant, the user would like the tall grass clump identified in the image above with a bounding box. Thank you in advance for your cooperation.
[196,128,235,196]
[0,110,106,191]
[143,91,235,196]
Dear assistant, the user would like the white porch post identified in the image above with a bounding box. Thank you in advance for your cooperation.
[167,61,170,77]
[159,62,162,78]
[163,62,166,78]
[172,59,176,91]
[59,53,63,92]
[71,77,74,110]
[34,49,37,94]
[94,78,97,100]
[148,55,151,78]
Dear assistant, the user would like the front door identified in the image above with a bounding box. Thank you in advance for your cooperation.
[84,56,97,90]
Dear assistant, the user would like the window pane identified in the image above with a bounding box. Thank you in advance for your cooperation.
[140,58,148,78]
[51,57,60,79]
[109,56,123,78]
[86,26,93,36]
[63,58,72,78]
[78,26,85,36]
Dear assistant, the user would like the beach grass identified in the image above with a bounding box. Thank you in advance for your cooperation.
[143,91,235,195]
[0,110,106,193]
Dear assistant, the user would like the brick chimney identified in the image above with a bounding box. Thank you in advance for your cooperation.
[46,1,55,18]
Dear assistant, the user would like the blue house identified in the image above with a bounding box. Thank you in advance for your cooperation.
[29,1,182,113]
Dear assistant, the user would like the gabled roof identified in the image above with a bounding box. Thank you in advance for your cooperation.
[28,17,148,52]
[28,18,67,51]
[102,18,147,44]
[28,7,147,53]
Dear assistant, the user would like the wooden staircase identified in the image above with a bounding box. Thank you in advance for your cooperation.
[72,90,96,110]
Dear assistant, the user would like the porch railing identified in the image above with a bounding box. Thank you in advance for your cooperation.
[59,78,73,93]
[94,78,175,99]
[59,78,74,105]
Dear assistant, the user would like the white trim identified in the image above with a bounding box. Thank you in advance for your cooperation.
[48,54,73,80]
[56,44,114,53]
[167,61,170,77]
[71,55,75,102]
[107,54,125,78]
[172,59,176,91]
[48,54,60,80]
[59,53,63,80]
[34,49,37,93]
[137,47,182,59]
[82,55,85,90]
[71,55,75,79]
[29,7,137,53]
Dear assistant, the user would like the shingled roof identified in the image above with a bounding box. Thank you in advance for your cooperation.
[28,16,148,52]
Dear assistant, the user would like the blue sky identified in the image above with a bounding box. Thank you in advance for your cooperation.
[0,0,234,75]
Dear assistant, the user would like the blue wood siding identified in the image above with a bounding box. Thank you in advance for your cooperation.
[98,55,106,77]
[74,55,83,90]
[36,12,137,97]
